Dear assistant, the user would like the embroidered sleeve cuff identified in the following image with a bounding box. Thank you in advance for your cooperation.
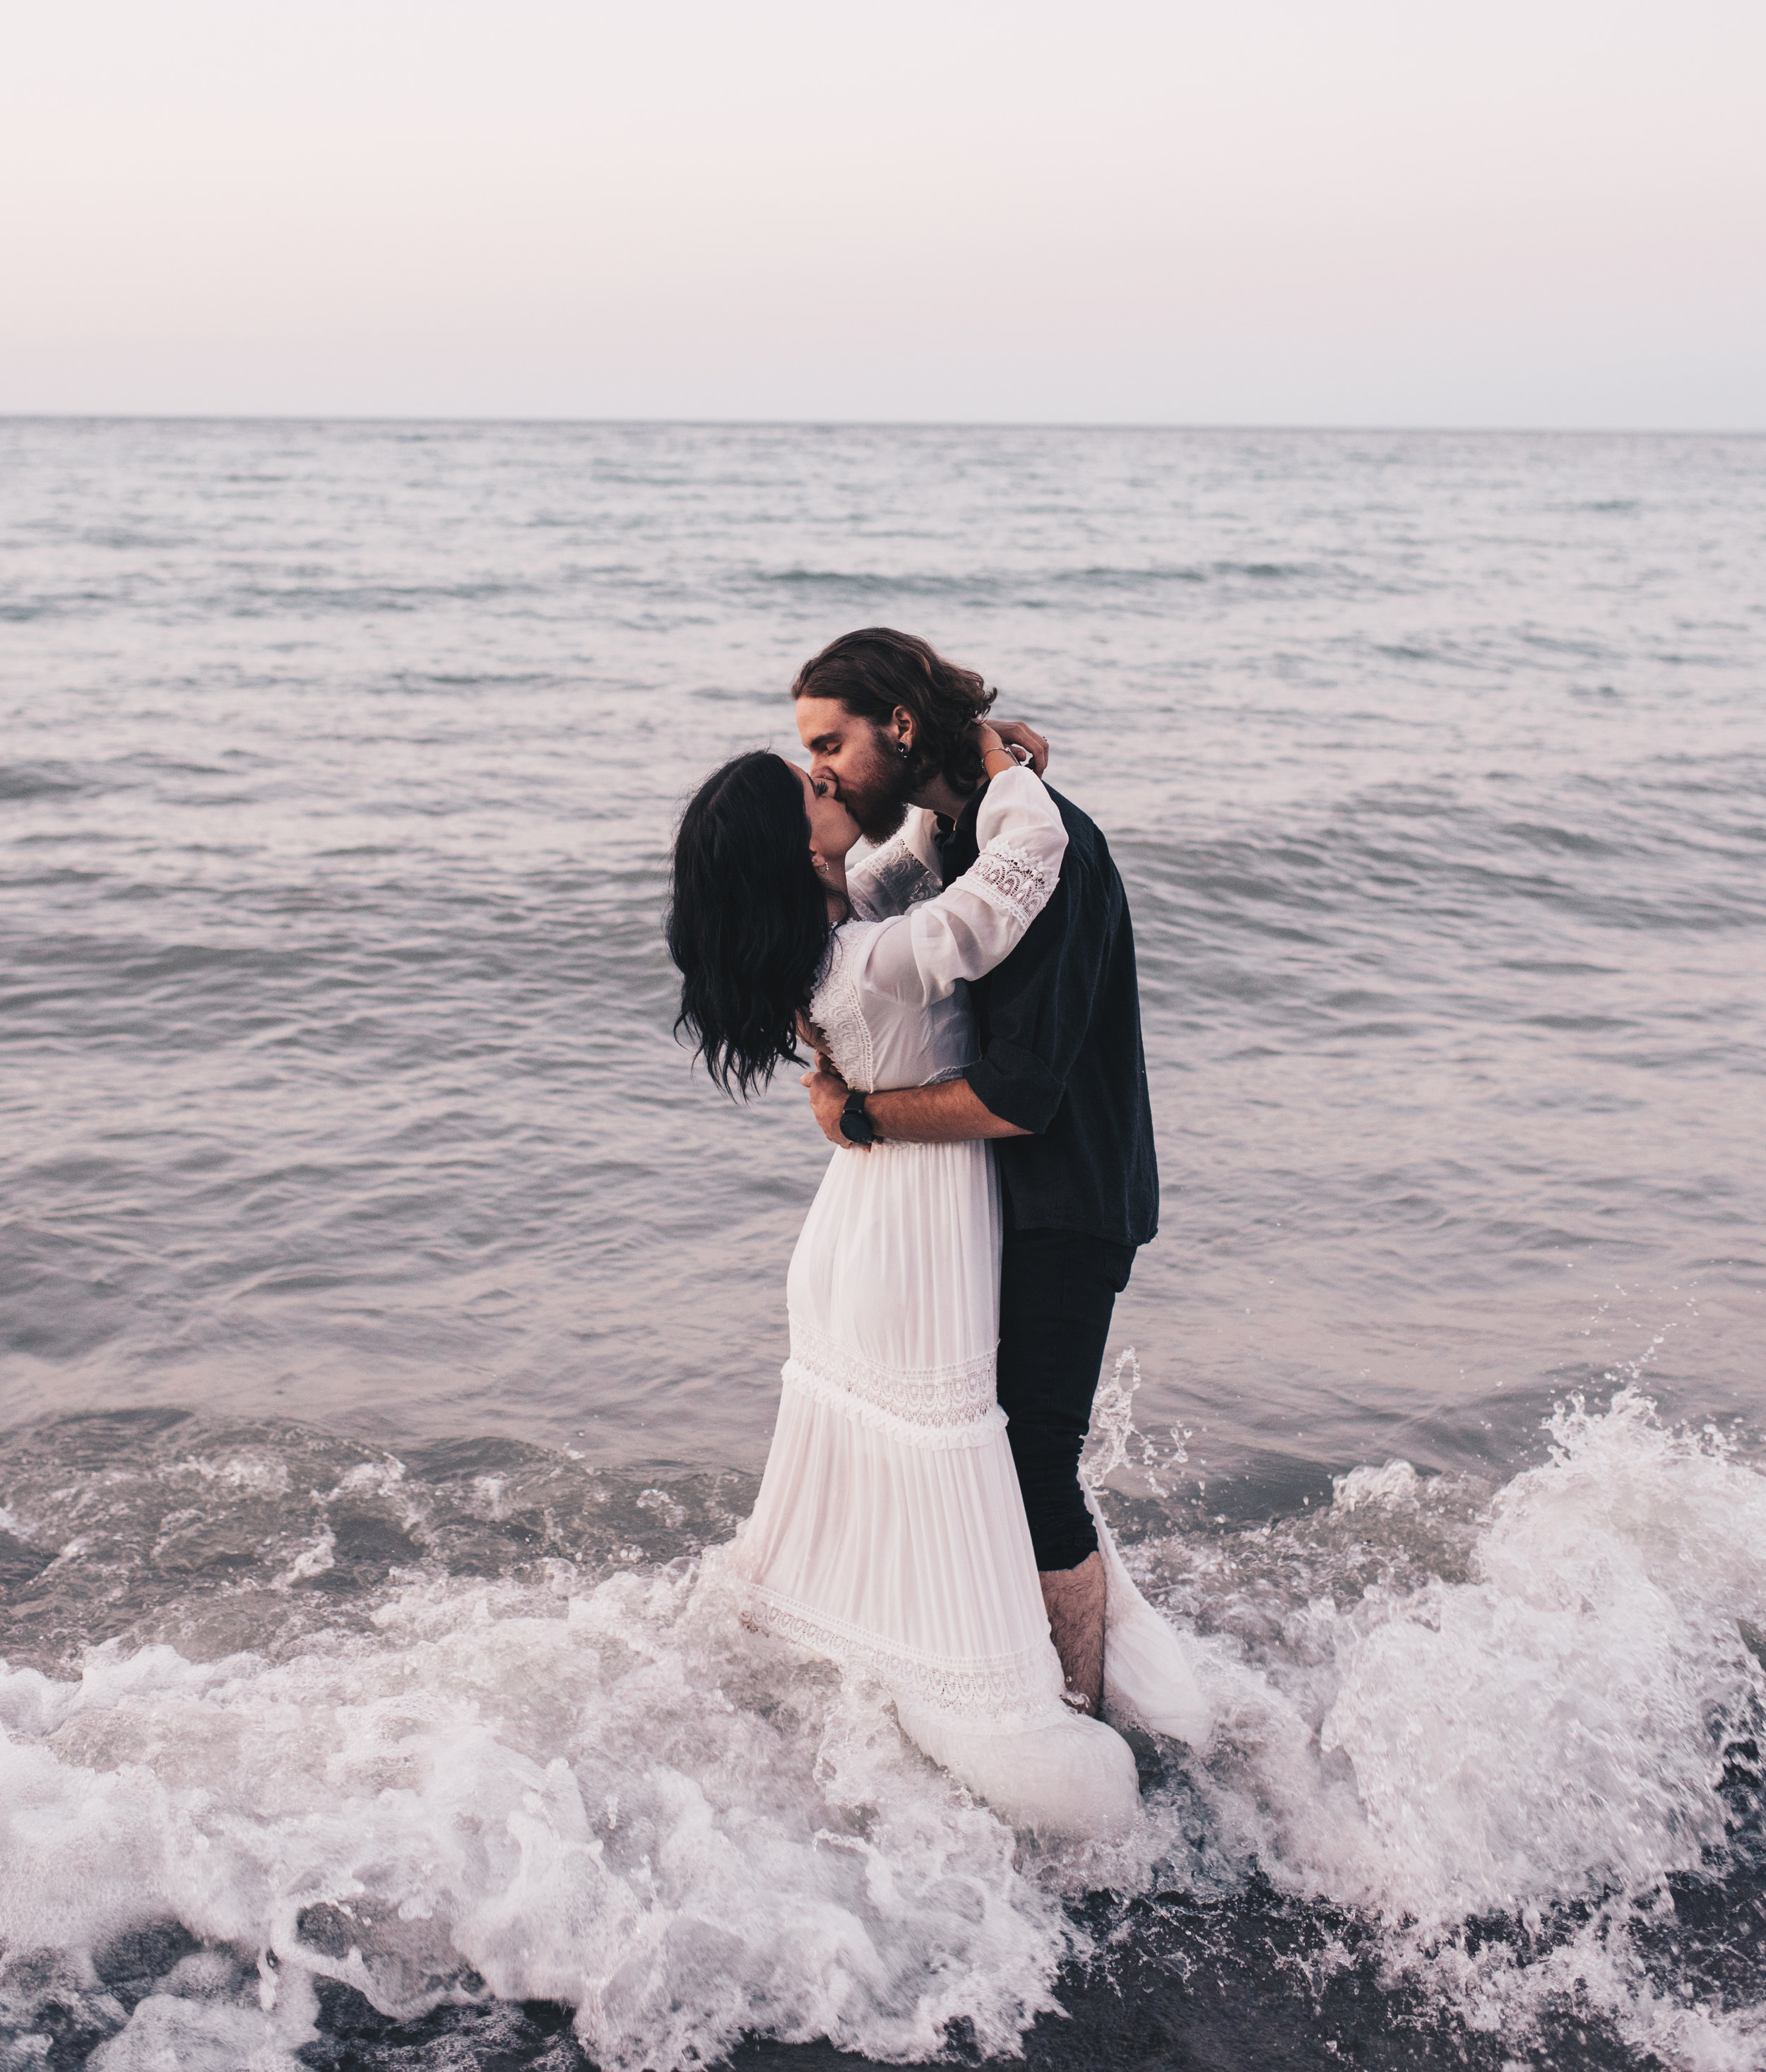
[961,843,1057,931]
[964,1043,1067,1135]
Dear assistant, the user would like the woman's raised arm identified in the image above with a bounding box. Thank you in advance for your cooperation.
[855,740,1069,1007]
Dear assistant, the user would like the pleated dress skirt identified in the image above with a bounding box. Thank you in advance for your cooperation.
[731,1139,1144,1833]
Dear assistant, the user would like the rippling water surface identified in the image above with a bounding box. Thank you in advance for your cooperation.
[2,420,1764,2070]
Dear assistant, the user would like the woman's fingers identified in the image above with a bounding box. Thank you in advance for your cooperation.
[992,719,1050,775]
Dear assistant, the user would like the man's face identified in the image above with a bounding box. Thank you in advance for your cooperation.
[795,695,910,843]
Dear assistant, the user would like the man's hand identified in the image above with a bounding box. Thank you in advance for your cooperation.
[802,1060,867,1150]
[992,720,1050,777]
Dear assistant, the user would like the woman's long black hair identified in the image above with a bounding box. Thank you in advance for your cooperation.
[667,750,833,1098]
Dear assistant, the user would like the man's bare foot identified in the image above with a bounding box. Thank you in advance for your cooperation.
[1040,1550,1106,1720]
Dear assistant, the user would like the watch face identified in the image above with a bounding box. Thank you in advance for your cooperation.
[840,1098,874,1144]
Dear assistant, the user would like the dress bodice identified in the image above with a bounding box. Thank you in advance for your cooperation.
[807,928,977,1093]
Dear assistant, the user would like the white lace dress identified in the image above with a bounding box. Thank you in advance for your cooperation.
[732,769,1207,1835]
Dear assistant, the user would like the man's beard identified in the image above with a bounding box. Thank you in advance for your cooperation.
[838,745,914,843]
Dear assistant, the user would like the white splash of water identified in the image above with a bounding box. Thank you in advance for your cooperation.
[0,1551,1077,2071]
[1308,1392,1766,1918]
[1173,1388,1766,2068]
[4,1388,1766,2069]
[1081,1346,1187,1500]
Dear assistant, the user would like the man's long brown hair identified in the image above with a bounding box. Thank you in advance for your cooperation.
[791,628,997,798]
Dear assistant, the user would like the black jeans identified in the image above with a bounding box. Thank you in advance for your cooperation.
[995,1227,1137,1573]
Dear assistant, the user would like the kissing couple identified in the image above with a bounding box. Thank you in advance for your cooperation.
[668,629,1207,1835]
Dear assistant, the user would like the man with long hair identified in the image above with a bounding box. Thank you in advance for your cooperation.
[793,628,1159,1720]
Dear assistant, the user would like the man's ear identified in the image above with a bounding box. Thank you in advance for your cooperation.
[891,704,915,751]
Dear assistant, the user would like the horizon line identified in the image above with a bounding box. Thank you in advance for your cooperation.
[1,412,1760,439]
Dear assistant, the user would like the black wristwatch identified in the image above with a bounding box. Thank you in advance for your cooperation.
[838,1088,876,1144]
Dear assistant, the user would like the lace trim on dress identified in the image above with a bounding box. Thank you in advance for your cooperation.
[740,1582,1065,1727]
[807,929,873,1091]
[960,843,1057,931]
[781,1361,1005,1452]
[788,1315,997,1432]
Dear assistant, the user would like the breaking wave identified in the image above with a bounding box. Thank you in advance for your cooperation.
[3,1387,1765,2068]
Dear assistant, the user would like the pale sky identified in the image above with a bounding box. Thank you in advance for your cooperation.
[4,0,1762,427]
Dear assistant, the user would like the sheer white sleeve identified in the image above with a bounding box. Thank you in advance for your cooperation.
[845,807,944,921]
[852,768,1069,1007]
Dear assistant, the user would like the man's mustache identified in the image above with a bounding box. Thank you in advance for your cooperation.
[830,769,909,841]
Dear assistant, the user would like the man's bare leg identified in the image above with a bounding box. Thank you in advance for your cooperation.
[1041,1551,1106,1717]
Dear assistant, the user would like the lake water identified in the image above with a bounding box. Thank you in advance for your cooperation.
[2,418,1764,2071]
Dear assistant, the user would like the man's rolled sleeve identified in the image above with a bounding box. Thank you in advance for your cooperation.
[964,1041,1067,1135]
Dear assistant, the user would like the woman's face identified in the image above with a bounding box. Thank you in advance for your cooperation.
[794,760,860,865]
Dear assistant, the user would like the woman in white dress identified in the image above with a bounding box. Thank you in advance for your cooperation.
[668,721,1204,1835]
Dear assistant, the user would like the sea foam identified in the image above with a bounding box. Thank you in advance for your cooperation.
[2,1390,1764,2069]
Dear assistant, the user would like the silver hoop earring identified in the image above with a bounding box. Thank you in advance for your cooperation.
[896,742,910,761]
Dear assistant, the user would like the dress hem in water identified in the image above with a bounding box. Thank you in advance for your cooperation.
[737,1578,1067,1730]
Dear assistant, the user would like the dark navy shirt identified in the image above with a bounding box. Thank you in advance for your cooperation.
[937,783,1159,1247]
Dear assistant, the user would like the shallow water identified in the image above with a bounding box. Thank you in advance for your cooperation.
[2,420,1765,2068]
